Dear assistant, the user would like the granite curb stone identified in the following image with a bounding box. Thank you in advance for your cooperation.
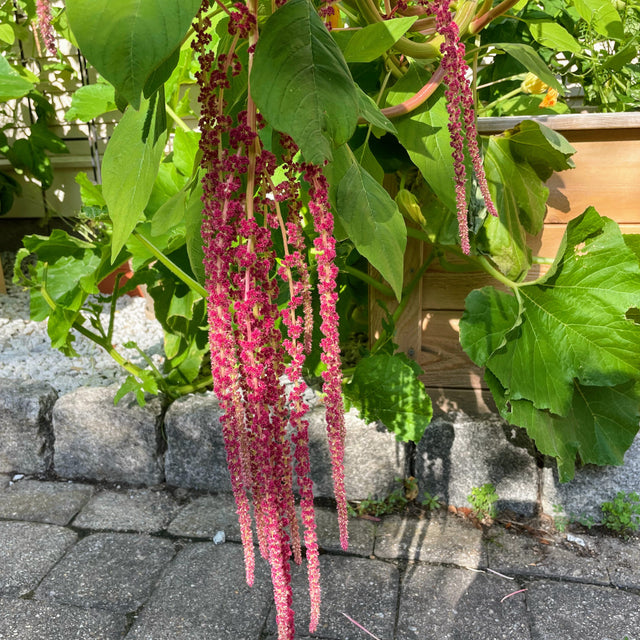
[0,378,57,474]
[541,435,640,521]
[416,411,539,517]
[52,386,163,485]
[72,488,180,533]
[0,521,77,596]
[0,596,127,640]
[265,555,400,640]
[374,512,486,568]
[527,580,640,640]
[164,393,231,492]
[35,532,176,612]
[125,543,272,640]
[0,480,93,525]
[396,564,530,640]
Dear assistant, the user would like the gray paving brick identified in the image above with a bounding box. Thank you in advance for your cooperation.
[265,555,399,640]
[35,532,175,612]
[0,596,126,639]
[527,580,640,640]
[599,535,640,590]
[166,493,242,540]
[0,480,93,525]
[396,564,530,640]
[314,506,375,556]
[374,513,486,568]
[73,488,180,533]
[125,543,272,640]
[486,529,609,584]
[0,521,77,596]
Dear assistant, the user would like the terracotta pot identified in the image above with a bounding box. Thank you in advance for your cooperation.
[98,261,144,297]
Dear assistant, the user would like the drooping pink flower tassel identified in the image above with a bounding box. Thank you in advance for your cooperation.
[36,0,57,56]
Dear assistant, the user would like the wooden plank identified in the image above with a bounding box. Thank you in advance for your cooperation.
[422,264,548,310]
[369,235,423,359]
[545,138,640,224]
[477,112,640,134]
[418,310,485,388]
[534,222,640,258]
[425,386,497,416]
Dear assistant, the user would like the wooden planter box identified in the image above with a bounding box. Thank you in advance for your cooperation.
[370,112,640,415]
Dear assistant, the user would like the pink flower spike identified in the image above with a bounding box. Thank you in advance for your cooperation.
[36,0,56,56]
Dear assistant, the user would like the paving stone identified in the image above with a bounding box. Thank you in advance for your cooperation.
[599,535,640,590]
[0,596,126,639]
[527,580,640,640]
[314,506,375,556]
[164,392,231,492]
[166,493,241,540]
[0,474,10,488]
[486,529,609,584]
[396,564,530,640]
[374,513,486,568]
[308,406,408,501]
[52,386,163,485]
[265,555,399,640]
[35,532,175,612]
[73,488,180,533]
[541,432,640,522]
[416,411,539,516]
[0,521,77,596]
[0,378,57,474]
[125,543,272,640]
[0,480,93,525]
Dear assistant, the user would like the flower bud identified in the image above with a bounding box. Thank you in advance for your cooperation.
[521,72,548,95]
[396,189,426,226]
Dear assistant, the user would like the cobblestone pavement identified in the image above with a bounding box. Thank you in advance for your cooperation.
[0,477,638,640]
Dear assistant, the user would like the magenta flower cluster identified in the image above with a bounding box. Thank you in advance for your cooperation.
[428,0,498,254]
[36,0,56,56]
[193,3,347,639]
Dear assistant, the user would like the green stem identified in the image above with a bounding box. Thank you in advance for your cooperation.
[132,231,207,298]
[165,104,191,132]
[477,255,519,289]
[173,374,214,397]
[343,264,395,298]
[532,255,554,265]
[469,0,520,34]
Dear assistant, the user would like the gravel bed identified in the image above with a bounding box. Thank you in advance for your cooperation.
[0,251,165,395]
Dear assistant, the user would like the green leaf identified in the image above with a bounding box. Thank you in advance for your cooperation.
[65,0,200,109]
[527,20,582,53]
[476,136,544,278]
[251,0,358,164]
[75,172,106,207]
[184,178,205,286]
[0,23,15,45]
[334,146,406,299]
[387,69,456,212]
[493,43,564,94]
[102,99,166,261]
[0,54,34,101]
[344,352,432,443]
[467,208,640,417]
[603,42,637,71]
[493,375,640,482]
[172,128,200,177]
[65,83,117,122]
[573,0,623,39]
[340,16,418,63]
[357,88,397,135]
[506,120,576,181]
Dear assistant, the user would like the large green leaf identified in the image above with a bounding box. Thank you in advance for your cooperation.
[462,208,640,418]
[344,352,432,443]
[492,43,564,94]
[488,371,640,482]
[573,0,624,39]
[251,0,358,164]
[0,54,34,101]
[334,146,406,299]
[506,120,576,181]
[526,20,582,53]
[357,87,397,135]
[337,16,418,63]
[65,83,117,122]
[66,0,200,109]
[388,69,456,212]
[102,99,166,261]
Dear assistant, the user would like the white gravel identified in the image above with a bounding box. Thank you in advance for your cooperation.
[0,252,165,395]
